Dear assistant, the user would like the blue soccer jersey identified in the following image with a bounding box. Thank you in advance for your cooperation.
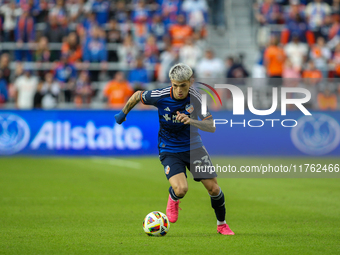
[140,86,212,153]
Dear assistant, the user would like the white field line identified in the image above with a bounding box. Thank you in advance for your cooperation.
[91,157,141,169]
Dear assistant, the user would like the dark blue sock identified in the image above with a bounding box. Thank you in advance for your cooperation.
[210,189,226,222]
[169,186,184,201]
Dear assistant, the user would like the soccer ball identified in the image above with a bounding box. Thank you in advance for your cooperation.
[143,211,170,236]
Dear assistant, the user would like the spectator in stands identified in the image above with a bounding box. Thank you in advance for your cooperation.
[132,0,149,47]
[179,36,202,70]
[195,49,225,78]
[74,71,92,106]
[50,0,68,24]
[256,0,282,25]
[118,34,139,68]
[61,32,82,63]
[305,0,331,31]
[132,0,149,23]
[34,75,60,109]
[33,81,44,109]
[328,16,340,40]
[169,14,193,48]
[302,60,323,85]
[66,0,82,23]
[54,54,77,102]
[226,56,249,84]
[114,1,129,24]
[144,35,159,60]
[161,0,181,27]
[43,72,60,102]
[92,0,110,27]
[264,36,286,78]
[282,58,301,88]
[103,71,134,109]
[114,0,129,31]
[15,7,35,61]
[83,26,108,63]
[148,14,167,51]
[284,34,308,71]
[28,0,43,22]
[34,36,52,80]
[317,88,337,110]
[81,12,99,35]
[106,19,123,62]
[14,69,38,109]
[283,58,300,85]
[310,36,331,77]
[10,62,24,84]
[34,36,51,63]
[0,2,21,42]
[332,43,340,77]
[36,0,50,23]
[282,12,312,44]
[0,53,11,85]
[332,0,340,15]
[128,57,150,90]
[0,70,8,104]
[83,26,108,81]
[182,0,208,30]
[316,15,333,40]
[44,14,68,43]
[284,0,305,23]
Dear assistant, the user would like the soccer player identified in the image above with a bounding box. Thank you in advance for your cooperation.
[114,63,234,235]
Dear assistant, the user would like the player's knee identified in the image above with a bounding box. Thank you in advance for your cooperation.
[173,185,188,197]
[207,184,220,196]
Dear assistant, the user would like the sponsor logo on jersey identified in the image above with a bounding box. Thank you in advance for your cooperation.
[163,114,171,121]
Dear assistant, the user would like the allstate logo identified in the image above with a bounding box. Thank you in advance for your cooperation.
[0,114,30,155]
[291,114,340,155]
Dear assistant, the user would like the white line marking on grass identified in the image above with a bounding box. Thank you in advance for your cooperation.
[91,157,141,169]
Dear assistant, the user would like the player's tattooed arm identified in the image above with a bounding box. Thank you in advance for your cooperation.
[176,111,216,133]
[190,118,216,133]
[122,91,142,114]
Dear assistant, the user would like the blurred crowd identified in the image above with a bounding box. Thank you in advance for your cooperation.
[0,0,229,109]
[1,0,338,111]
[253,0,340,110]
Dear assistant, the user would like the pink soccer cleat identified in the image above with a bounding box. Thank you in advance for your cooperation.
[166,194,181,223]
[217,224,235,235]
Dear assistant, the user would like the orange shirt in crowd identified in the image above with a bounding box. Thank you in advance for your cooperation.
[310,46,322,58]
[302,70,323,79]
[333,51,340,76]
[103,80,134,109]
[302,69,323,86]
[264,46,286,76]
[169,24,193,47]
[61,43,82,63]
[317,93,337,110]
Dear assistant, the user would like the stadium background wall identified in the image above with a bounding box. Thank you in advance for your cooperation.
[0,110,339,156]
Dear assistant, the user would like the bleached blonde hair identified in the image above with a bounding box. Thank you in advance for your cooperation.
[169,63,193,82]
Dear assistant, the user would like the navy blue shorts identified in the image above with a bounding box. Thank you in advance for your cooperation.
[159,146,218,182]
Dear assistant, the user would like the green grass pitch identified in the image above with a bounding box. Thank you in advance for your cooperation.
[1,157,339,254]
